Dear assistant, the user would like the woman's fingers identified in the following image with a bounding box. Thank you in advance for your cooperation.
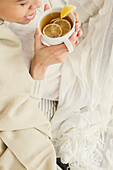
[56,32,78,55]
[56,31,77,53]
[34,28,46,52]
[75,21,81,29]
[75,22,81,33]
[77,28,83,37]
[75,38,79,44]
[44,4,51,11]
[69,32,78,46]
[74,12,79,22]
[75,24,79,32]
[74,12,82,38]
[75,22,83,39]
[59,53,68,63]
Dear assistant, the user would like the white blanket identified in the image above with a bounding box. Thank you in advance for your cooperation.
[50,0,113,169]
[7,0,113,169]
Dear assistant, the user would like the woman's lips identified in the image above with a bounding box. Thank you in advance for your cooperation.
[24,10,36,21]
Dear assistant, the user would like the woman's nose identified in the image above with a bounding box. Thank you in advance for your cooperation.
[29,0,42,10]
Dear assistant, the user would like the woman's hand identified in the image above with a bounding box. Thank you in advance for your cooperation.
[30,28,77,80]
[30,4,83,80]
[74,12,83,44]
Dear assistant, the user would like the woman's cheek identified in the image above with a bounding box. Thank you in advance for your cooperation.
[12,6,28,19]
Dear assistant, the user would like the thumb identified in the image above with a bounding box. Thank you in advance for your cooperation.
[34,28,43,51]
[44,4,51,11]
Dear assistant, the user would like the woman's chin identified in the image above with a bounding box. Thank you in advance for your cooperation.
[15,19,31,25]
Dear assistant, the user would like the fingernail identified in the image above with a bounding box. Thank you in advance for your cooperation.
[45,4,48,8]
[77,29,83,37]
[45,4,49,9]
[36,28,41,34]
[75,24,78,31]
[77,31,80,37]
[75,12,79,17]
[75,39,79,44]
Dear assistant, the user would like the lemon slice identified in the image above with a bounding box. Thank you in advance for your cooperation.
[54,19,71,36]
[43,24,62,38]
[50,17,60,24]
[61,5,76,19]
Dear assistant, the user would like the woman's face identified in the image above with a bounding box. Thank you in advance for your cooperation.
[0,0,42,24]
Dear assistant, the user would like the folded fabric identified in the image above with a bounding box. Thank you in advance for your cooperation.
[0,19,56,170]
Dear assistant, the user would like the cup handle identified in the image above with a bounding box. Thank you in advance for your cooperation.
[41,37,50,46]
[63,38,74,53]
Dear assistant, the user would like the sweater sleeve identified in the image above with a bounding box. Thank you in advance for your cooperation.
[0,21,52,137]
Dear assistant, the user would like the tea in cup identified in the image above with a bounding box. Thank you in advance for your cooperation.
[38,7,76,53]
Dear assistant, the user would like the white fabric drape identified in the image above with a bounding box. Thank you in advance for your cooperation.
[50,0,113,169]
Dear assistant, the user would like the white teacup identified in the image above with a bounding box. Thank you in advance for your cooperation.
[37,7,76,53]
